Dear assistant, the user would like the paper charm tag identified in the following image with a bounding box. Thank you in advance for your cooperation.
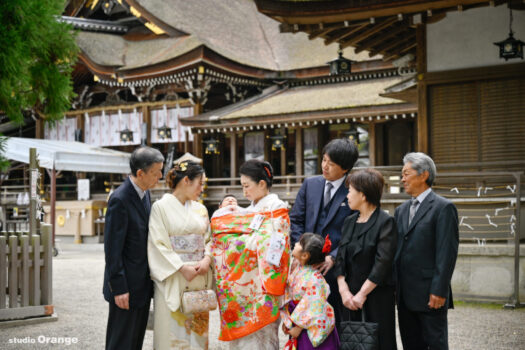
[249,214,265,230]
[265,233,285,266]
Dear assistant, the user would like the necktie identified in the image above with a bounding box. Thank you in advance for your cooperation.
[142,192,150,214]
[324,182,333,208]
[408,198,419,225]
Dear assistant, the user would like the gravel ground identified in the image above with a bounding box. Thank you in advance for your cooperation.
[2,247,525,350]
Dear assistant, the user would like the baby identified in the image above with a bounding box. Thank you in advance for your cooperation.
[211,194,243,218]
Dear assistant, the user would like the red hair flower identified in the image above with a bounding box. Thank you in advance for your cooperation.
[322,234,332,253]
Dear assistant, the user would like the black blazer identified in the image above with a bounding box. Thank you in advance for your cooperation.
[290,175,353,258]
[334,208,397,292]
[103,177,153,309]
[394,190,459,312]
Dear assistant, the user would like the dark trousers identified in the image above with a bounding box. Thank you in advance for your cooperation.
[397,297,448,350]
[105,300,150,350]
[325,268,343,333]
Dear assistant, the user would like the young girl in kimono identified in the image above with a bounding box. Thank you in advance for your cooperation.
[282,233,340,350]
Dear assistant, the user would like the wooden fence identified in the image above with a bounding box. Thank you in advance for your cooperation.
[0,223,53,321]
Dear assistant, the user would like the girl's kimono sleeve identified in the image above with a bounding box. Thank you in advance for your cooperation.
[147,202,184,282]
[290,274,335,347]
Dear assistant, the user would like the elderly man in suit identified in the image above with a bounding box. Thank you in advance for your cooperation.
[290,137,359,331]
[394,152,459,350]
[103,147,164,350]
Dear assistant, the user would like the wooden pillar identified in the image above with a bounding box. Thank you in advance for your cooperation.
[184,131,189,153]
[50,168,56,245]
[142,105,151,146]
[280,129,287,176]
[263,130,270,162]
[192,133,203,159]
[368,123,376,166]
[76,113,85,142]
[416,23,429,154]
[230,133,237,184]
[295,128,303,180]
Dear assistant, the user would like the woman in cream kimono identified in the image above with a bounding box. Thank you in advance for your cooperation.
[148,161,213,350]
[211,159,290,350]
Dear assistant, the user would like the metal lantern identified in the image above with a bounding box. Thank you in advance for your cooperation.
[328,48,352,75]
[157,124,172,140]
[203,139,220,155]
[494,7,524,61]
[119,128,134,143]
[267,135,286,151]
[344,125,360,145]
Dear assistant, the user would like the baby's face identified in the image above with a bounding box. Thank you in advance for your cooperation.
[220,196,237,208]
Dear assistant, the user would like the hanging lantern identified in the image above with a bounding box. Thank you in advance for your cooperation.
[157,124,172,140]
[327,47,352,75]
[119,127,134,143]
[203,139,220,155]
[494,6,524,61]
[267,135,286,151]
[343,125,360,145]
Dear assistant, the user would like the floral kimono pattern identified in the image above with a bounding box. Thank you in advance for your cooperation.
[281,265,336,347]
[211,208,290,341]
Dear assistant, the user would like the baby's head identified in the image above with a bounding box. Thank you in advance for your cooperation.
[293,233,330,266]
[219,194,238,208]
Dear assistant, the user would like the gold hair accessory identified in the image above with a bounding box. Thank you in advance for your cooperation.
[174,161,188,172]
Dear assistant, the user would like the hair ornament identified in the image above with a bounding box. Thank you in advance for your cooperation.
[263,165,272,178]
[174,161,188,172]
[322,234,332,253]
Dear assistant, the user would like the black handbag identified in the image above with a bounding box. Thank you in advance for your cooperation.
[340,305,379,350]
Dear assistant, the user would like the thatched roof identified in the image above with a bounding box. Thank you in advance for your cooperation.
[78,0,374,72]
[76,32,202,69]
[218,77,405,120]
[183,76,417,129]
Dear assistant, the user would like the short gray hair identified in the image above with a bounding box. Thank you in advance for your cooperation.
[403,152,436,187]
[130,147,164,176]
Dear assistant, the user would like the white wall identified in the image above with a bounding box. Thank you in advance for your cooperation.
[427,5,525,72]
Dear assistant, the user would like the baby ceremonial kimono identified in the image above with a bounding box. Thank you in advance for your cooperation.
[282,264,340,350]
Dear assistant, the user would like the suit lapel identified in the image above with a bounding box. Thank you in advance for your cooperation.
[125,178,148,222]
[351,208,380,258]
[407,191,435,234]
[309,177,325,229]
[321,182,348,232]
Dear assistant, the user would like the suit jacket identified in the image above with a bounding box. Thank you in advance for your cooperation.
[334,208,397,293]
[103,177,153,309]
[290,175,353,258]
[394,190,459,312]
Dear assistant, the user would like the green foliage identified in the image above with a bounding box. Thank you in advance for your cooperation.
[0,0,78,124]
[0,137,11,172]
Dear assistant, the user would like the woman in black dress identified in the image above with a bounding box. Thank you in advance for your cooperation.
[334,169,398,350]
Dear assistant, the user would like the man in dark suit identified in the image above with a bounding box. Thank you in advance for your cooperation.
[103,147,164,350]
[394,152,459,350]
[290,137,359,330]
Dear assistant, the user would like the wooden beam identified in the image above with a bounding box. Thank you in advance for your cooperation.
[340,16,398,48]
[416,24,428,153]
[369,33,415,57]
[382,42,417,61]
[324,23,368,45]
[260,0,494,25]
[354,23,409,54]
[280,19,369,33]
[308,26,338,40]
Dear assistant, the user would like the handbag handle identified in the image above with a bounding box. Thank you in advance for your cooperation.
[360,304,367,322]
[343,301,368,322]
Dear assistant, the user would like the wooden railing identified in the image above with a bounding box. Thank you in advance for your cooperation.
[0,223,53,321]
